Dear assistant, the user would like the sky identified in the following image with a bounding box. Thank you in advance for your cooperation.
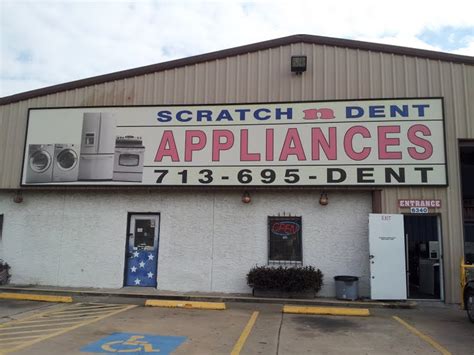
[1,0,473,98]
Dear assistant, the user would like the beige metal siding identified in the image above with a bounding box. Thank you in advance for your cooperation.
[1,43,473,302]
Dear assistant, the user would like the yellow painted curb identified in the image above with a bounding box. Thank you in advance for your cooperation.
[283,305,370,316]
[0,293,72,303]
[145,299,226,310]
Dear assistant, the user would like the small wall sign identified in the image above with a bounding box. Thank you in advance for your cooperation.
[398,199,441,209]
[410,207,429,214]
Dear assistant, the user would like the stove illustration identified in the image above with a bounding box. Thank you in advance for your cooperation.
[113,136,146,182]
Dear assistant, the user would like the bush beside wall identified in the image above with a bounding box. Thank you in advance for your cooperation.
[247,265,323,293]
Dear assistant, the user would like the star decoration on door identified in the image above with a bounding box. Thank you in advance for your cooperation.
[126,249,158,287]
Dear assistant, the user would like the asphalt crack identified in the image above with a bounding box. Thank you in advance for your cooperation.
[276,311,284,355]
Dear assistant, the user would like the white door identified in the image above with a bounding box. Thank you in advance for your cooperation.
[369,214,407,300]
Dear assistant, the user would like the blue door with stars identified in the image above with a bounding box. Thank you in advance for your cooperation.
[125,214,160,287]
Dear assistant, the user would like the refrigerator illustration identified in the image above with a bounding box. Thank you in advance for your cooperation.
[78,112,117,180]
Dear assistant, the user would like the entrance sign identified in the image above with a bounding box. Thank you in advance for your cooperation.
[22,98,446,186]
[399,199,441,208]
[368,214,407,300]
[399,199,441,214]
[80,333,186,354]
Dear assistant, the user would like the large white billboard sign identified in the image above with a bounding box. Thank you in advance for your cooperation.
[22,98,447,186]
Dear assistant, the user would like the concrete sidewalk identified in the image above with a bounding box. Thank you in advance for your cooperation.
[0,285,416,309]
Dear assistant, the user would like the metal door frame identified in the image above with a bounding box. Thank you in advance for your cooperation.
[403,213,444,301]
[123,212,161,287]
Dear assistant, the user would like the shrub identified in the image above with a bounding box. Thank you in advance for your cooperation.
[247,265,323,293]
[0,259,10,285]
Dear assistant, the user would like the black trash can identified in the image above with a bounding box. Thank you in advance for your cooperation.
[334,275,359,300]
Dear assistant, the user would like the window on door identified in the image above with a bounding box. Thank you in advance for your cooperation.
[134,218,156,247]
[268,216,302,265]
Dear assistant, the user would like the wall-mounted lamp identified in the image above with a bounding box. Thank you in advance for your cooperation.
[242,191,251,204]
[319,192,328,206]
[13,190,23,204]
[291,55,307,75]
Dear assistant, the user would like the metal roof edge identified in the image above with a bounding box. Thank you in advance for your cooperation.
[1,34,473,106]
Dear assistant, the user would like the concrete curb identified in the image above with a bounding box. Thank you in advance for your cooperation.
[0,286,416,309]
[145,299,226,310]
[283,305,371,316]
[0,292,72,303]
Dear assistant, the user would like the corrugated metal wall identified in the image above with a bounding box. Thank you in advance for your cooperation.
[1,42,473,302]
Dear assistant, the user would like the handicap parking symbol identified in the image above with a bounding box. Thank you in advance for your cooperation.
[81,333,187,354]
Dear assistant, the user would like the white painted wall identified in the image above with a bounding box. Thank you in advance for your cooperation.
[0,190,372,297]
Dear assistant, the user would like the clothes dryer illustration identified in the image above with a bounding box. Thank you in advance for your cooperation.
[52,144,79,182]
[25,144,55,183]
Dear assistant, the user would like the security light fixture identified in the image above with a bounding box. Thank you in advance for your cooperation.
[242,191,251,204]
[13,190,23,204]
[319,192,328,206]
[291,55,307,74]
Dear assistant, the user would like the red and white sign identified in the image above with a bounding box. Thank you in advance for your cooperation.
[22,98,447,186]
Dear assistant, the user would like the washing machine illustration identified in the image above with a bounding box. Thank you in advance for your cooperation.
[25,144,55,183]
[52,144,79,182]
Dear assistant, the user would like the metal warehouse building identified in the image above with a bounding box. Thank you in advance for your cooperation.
[0,34,473,304]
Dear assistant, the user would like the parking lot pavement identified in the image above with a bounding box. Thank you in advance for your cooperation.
[383,305,474,355]
[0,300,62,325]
[0,299,472,354]
[279,311,434,354]
[8,301,251,355]
[0,302,136,353]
